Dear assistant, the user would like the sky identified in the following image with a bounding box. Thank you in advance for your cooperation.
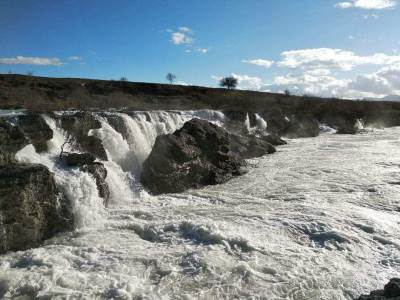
[1,0,400,99]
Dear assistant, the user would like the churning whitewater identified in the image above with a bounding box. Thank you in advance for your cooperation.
[1,111,400,299]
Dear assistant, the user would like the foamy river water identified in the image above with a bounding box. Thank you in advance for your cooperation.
[1,112,400,299]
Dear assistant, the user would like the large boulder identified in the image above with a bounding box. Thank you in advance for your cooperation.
[0,164,69,253]
[0,119,28,165]
[141,118,276,195]
[357,278,400,300]
[16,113,53,152]
[60,112,108,160]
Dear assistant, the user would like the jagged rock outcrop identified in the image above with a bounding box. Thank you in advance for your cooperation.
[356,278,400,300]
[230,134,276,159]
[262,134,287,146]
[281,115,320,138]
[141,118,276,195]
[60,152,110,206]
[16,113,53,152]
[81,162,110,206]
[0,119,28,165]
[61,152,96,167]
[0,164,69,254]
[60,112,108,160]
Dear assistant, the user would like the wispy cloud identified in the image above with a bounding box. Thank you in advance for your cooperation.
[68,56,82,61]
[170,27,193,45]
[242,59,274,69]
[335,0,396,10]
[0,56,63,66]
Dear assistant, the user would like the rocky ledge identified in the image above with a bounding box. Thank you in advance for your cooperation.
[356,278,400,300]
[141,118,279,195]
[0,164,71,254]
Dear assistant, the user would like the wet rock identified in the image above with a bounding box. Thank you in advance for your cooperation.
[0,119,28,165]
[60,152,109,205]
[16,113,53,152]
[262,134,287,146]
[141,119,276,195]
[0,164,68,254]
[282,115,320,138]
[230,134,276,159]
[141,118,245,195]
[61,152,96,167]
[60,112,108,160]
[357,278,400,300]
[81,162,110,206]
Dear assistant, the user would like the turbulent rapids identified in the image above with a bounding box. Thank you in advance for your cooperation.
[1,110,400,299]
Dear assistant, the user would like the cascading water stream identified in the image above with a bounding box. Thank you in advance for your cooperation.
[15,115,106,230]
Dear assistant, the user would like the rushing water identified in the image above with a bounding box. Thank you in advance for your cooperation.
[1,111,400,299]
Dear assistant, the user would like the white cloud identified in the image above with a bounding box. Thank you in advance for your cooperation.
[179,26,192,33]
[196,48,209,54]
[242,59,274,69]
[68,56,82,61]
[335,0,396,9]
[171,32,193,45]
[0,56,63,66]
[278,48,400,71]
[170,27,193,45]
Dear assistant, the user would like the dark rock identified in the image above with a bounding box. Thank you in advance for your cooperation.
[141,119,277,195]
[141,119,245,195]
[384,278,400,298]
[262,134,287,146]
[282,115,320,138]
[0,164,68,253]
[0,119,28,165]
[356,278,400,300]
[60,112,108,160]
[61,152,96,167]
[81,162,110,206]
[336,120,361,134]
[60,152,110,205]
[16,113,53,152]
[230,134,276,159]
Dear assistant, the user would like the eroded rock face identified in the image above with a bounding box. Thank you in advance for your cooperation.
[61,152,96,167]
[16,113,53,152]
[141,119,276,195]
[81,162,110,206]
[0,119,28,165]
[60,112,108,160]
[141,119,244,195]
[357,278,400,300]
[0,164,68,254]
[230,134,276,159]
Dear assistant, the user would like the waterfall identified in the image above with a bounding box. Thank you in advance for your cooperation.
[14,110,228,229]
[16,114,106,230]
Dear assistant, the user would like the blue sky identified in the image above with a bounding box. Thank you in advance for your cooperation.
[1,0,400,98]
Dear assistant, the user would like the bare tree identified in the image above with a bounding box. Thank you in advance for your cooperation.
[120,76,128,82]
[166,73,176,84]
[219,76,238,89]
